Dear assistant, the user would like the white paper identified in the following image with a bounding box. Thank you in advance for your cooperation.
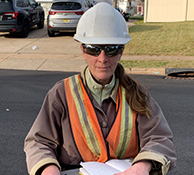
[105,159,132,172]
[80,161,120,175]
[80,159,132,175]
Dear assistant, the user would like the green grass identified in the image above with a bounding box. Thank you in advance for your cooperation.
[121,20,194,68]
[124,21,194,56]
[120,59,194,68]
[129,16,143,20]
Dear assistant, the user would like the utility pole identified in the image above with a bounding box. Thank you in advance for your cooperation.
[113,0,117,9]
[128,0,131,12]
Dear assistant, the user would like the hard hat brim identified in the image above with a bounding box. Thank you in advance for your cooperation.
[74,35,131,45]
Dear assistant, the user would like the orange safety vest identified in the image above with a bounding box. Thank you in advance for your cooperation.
[64,75,139,162]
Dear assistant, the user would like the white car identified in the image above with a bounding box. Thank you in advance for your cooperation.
[47,0,90,37]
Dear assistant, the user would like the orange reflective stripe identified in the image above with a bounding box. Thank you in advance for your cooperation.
[76,75,108,162]
[64,75,107,162]
[107,86,138,159]
[106,86,122,157]
[123,113,139,159]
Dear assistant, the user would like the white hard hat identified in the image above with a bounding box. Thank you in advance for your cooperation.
[74,2,131,45]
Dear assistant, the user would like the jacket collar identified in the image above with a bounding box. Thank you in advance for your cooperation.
[81,66,119,104]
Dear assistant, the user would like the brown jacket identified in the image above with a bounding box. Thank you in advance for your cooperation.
[24,70,176,175]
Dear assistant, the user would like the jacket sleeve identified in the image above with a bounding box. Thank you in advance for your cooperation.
[132,96,177,175]
[24,81,65,175]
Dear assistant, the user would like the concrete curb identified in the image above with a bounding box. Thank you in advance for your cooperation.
[125,67,166,76]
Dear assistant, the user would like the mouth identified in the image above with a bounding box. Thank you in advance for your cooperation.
[96,66,110,70]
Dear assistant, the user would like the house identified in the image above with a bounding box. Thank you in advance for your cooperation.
[144,0,194,22]
[117,0,144,15]
[137,2,143,15]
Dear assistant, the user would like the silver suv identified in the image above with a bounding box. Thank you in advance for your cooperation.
[47,0,90,37]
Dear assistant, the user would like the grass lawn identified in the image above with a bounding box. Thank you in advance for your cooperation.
[120,59,194,68]
[125,20,194,56]
[121,20,194,68]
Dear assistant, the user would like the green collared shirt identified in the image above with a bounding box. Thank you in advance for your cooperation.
[85,67,116,106]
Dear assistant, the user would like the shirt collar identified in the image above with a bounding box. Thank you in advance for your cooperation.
[85,67,117,105]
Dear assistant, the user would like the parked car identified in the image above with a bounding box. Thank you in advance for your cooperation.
[0,0,44,38]
[47,0,89,37]
[122,12,131,21]
[116,7,131,22]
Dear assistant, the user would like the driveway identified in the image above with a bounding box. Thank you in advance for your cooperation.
[0,25,82,55]
[0,25,88,72]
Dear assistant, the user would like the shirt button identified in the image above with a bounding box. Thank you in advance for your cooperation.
[101,121,108,128]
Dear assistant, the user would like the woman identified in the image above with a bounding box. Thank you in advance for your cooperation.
[24,3,176,175]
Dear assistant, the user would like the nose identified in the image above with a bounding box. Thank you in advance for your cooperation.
[97,50,108,63]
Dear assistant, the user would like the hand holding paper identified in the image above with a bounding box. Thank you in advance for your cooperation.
[114,161,152,175]
[79,159,132,175]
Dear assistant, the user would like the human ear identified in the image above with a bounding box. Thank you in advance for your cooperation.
[121,45,125,55]
[118,45,125,61]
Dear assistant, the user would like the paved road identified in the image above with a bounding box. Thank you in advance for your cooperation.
[0,69,193,175]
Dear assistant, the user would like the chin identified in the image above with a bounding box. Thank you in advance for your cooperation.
[97,75,112,83]
[97,74,110,79]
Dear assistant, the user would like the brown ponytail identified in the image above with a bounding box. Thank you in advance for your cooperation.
[115,63,152,118]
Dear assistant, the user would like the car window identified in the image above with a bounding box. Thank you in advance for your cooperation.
[0,0,13,11]
[51,2,81,10]
[16,0,28,7]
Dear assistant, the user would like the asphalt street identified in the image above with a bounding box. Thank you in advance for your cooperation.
[0,69,194,175]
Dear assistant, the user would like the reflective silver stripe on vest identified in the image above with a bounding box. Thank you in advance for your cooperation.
[69,75,101,157]
[115,86,133,159]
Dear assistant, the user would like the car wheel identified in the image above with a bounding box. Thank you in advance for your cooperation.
[125,17,129,22]
[48,29,55,37]
[37,14,44,29]
[19,20,29,38]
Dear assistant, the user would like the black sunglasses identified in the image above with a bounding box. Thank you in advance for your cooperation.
[82,44,124,57]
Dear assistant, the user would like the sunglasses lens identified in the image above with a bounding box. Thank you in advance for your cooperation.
[82,44,124,57]
[83,45,101,56]
[105,45,123,57]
